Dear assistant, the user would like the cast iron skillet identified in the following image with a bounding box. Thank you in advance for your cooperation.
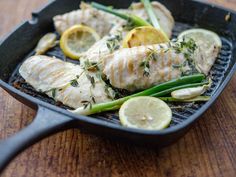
[0,0,235,173]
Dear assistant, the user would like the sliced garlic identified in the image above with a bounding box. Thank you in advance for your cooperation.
[171,84,210,100]
[35,33,57,55]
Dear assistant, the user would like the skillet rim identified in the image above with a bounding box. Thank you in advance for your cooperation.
[0,0,236,136]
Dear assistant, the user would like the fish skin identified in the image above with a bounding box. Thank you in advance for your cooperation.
[19,56,114,109]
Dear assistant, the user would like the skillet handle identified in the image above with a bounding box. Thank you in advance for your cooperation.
[0,105,75,173]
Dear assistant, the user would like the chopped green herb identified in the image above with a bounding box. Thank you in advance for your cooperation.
[171,38,197,60]
[83,59,100,71]
[91,96,96,104]
[70,79,79,87]
[106,32,122,53]
[81,100,93,110]
[172,64,182,69]
[81,96,96,110]
[104,85,116,99]
[45,88,57,98]
[86,74,95,88]
[170,38,199,76]
[139,48,159,77]
[51,88,57,98]
[164,49,169,53]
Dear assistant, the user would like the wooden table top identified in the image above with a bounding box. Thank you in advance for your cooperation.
[0,0,235,176]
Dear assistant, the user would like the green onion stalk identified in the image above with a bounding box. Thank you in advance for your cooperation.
[71,74,208,115]
[141,0,170,41]
[91,2,151,28]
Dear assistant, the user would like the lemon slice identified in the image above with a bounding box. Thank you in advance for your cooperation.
[122,26,169,48]
[119,96,172,130]
[178,28,222,49]
[60,25,100,60]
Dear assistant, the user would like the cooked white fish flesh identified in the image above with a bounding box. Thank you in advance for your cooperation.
[80,26,125,65]
[193,40,221,75]
[53,2,124,37]
[103,41,219,91]
[53,2,174,38]
[19,55,115,108]
[103,44,186,91]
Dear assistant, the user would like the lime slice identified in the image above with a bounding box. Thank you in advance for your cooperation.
[119,96,172,130]
[122,26,169,48]
[178,28,222,49]
[60,25,100,60]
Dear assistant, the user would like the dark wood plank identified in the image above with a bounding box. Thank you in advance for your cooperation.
[0,0,235,177]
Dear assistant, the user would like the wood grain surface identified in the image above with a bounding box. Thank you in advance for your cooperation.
[0,0,235,177]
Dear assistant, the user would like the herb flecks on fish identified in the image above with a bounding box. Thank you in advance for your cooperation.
[86,74,96,88]
[81,100,93,109]
[171,38,199,76]
[73,74,206,115]
[171,38,197,60]
[82,59,104,89]
[83,59,100,72]
[81,87,97,110]
[123,18,136,31]
[45,88,57,98]
[52,88,57,98]
[104,84,116,100]
[106,32,122,53]
[70,79,79,87]
[139,48,159,77]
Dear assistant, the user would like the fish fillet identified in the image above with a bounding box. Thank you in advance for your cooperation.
[19,56,114,108]
[53,2,124,37]
[53,2,174,37]
[103,41,219,91]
